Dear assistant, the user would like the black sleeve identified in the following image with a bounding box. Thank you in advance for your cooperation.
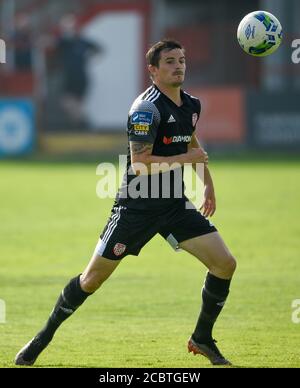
[198,98,201,117]
[127,99,161,143]
[193,98,201,130]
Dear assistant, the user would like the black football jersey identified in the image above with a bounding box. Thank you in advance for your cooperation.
[116,84,201,209]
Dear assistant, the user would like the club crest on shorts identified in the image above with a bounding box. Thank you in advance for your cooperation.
[113,243,126,256]
[192,113,198,127]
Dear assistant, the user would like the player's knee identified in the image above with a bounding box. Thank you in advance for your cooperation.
[223,254,237,276]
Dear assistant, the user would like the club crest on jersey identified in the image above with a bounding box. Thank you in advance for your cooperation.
[113,243,126,256]
[192,113,198,127]
[131,111,153,125]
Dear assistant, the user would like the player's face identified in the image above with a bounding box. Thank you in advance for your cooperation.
[150,48,186,87]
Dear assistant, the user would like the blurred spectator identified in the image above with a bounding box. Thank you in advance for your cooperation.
[11,13,34,71]
[56,14,100,126]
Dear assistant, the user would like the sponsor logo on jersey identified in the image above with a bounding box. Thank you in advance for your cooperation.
[192,113,198,127]
[131,111,153,125]
[133,124,149,132]
[134,131,149,136]
[163,135,192,144]
[113,243,126,256]
[163,136,173,144]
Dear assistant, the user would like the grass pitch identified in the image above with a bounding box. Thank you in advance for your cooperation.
[1,157,300,368]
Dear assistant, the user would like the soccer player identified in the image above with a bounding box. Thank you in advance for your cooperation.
[15,40,236,366]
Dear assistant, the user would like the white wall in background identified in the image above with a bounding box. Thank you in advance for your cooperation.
[82,12,143,130]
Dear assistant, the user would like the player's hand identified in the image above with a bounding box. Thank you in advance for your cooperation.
[200,185,216,217]
[187,148,208,164]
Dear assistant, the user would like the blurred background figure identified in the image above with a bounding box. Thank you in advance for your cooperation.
[56,14,100,128]
[11,12,33,71]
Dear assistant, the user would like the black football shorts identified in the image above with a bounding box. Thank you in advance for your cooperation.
[94,200,217,260]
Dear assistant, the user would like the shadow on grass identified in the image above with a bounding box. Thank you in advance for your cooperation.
[33,364,102,368]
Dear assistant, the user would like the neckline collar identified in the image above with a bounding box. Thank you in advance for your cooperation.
[153,83,185,108]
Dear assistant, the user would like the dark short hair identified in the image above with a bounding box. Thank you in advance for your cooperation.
[146,39,184,67]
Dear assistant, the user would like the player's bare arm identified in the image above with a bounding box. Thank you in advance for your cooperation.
[130,140,208,175]
[130,141,153,156]
[130,141,153,174]
[189,133,216,217]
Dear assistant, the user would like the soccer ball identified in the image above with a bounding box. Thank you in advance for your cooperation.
[237,10,283,56]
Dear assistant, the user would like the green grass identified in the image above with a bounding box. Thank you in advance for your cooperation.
[1,157,300,368]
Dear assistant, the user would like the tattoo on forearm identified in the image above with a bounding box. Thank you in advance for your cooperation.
[130,142,153,156]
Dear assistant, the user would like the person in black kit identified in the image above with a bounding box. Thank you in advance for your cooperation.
[15,40,236,366]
